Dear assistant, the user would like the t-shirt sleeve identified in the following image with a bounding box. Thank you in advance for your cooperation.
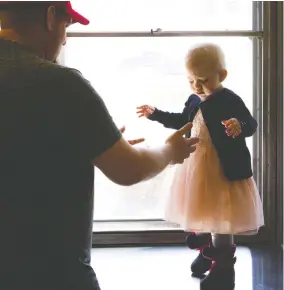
[59,68,122,161]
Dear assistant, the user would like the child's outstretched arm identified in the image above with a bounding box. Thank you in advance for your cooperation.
[224,95,258,138]
[147,105,189,130]
[136,97,196,130]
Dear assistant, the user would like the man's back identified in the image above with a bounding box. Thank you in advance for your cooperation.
[0,39,109,289]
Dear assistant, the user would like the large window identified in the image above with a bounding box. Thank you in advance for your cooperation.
[63,37,253,221]
[59,0,280,244]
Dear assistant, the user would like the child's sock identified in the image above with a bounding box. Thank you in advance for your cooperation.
[211,233,234,248]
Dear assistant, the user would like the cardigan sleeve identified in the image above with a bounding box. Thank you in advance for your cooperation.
[231,95,258,137]
[147,96,194,130]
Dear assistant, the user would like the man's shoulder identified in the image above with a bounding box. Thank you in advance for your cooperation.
[28,63,96,101]
[33,63,84,84]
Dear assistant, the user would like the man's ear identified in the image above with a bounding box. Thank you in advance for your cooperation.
[45,6,57,31]
[220,69,228,82]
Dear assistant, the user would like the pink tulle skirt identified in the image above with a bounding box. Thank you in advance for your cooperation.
[164,110,264,235]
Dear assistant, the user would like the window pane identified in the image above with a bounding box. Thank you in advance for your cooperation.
[69,0,253,32]
[61,36,253,220]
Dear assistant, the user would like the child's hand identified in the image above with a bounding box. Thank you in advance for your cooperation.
[221,118,242,138]
[136,105,155,118]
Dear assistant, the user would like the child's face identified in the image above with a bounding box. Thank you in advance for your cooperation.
[186,63,227,98]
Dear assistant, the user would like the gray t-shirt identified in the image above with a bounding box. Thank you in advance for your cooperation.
[0,39,121,289]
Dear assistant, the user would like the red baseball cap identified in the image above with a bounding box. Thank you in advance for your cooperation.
[0,1,90,25]
[56,1,90,25]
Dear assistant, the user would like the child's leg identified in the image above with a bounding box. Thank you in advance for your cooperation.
[200,234,236,289]
[211,233,234,247]
[186,232,212,249]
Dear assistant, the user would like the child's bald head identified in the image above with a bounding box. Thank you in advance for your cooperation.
[186,43,226,73]
[185,43,227,98]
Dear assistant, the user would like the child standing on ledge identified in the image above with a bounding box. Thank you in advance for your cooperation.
[137,43,264,290]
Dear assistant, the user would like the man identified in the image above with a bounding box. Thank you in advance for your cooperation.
[0,2,198,289]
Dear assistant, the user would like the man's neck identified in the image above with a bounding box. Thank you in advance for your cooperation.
[0,29,46,59]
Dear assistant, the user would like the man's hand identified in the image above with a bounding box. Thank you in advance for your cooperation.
[165,122,199,164]
[128,138,146,146]
[95,122,198,186]
[119,126,145,146]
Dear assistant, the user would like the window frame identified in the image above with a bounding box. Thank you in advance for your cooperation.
[62,1,283,247]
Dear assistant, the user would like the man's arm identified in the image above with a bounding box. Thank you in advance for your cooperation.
[119,125,145,145]
[94,123,197,185]
[59,68,198,186]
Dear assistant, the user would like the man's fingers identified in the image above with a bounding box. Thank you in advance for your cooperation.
[119,126,126,134]
[185,137,199,147]
[189,145,197,153]
[128,138,145,145]
[177,122,193,136]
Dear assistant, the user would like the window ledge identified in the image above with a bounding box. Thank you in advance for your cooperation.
[93,220,180,232]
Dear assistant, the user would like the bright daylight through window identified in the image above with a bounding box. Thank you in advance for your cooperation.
[60,0,257,223]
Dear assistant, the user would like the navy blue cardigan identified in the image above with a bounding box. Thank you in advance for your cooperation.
[148,88,257,181]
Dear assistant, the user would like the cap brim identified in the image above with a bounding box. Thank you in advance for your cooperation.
[66,3,89,25]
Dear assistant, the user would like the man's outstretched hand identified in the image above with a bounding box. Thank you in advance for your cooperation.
[119,126,145,146]
[165,122,199,164]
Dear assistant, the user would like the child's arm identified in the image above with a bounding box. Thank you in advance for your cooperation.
[147,102,190,130]
[137,95,198,130]
[230,95,258,137]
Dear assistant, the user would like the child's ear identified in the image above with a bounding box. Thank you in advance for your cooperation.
[220,69,228,82]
